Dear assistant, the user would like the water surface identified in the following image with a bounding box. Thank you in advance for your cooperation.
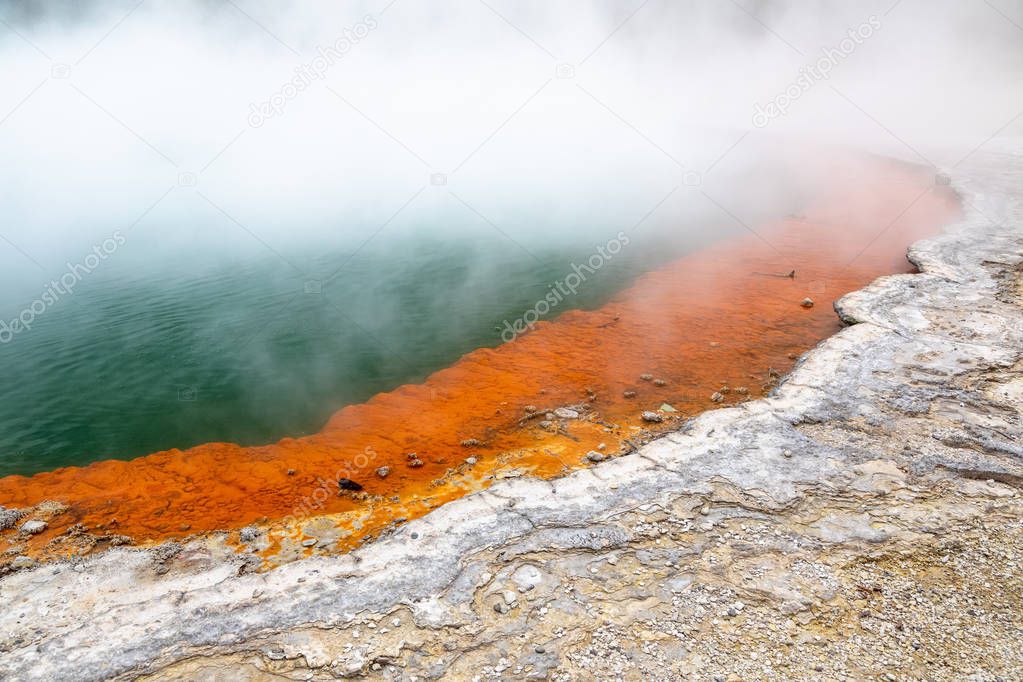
[0,223,731,476]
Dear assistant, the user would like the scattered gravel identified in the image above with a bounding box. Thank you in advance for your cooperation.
[0,507,26,531]
[239,526,262,543]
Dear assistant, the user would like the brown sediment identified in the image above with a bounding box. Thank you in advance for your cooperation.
[0,154,960,561]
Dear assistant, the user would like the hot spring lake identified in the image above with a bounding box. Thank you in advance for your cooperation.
[0,224,735,477]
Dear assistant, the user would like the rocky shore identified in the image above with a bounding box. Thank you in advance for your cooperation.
[1,146,1021,681]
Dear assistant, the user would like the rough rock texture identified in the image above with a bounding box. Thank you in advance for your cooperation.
[1,147,1021,681]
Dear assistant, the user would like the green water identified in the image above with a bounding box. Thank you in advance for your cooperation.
[0,225,733,477]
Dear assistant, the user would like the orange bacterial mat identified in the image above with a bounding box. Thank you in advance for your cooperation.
[0,153,961,562]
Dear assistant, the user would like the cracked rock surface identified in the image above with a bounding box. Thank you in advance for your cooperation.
[1,147,1022,681]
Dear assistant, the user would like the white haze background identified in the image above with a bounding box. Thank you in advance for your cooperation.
[0,0,1021,300]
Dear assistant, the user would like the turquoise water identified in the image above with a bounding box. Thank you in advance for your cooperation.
[0,224,734,477]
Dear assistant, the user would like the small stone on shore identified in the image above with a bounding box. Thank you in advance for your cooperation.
[376,467,390,478]
[653,378,667,387]
[641,411,664,423]
[465,457,478,466]
[337,478,364,492]
[801,297,814,308]
[586,451,607,463]
[19,520,47,535]
[623,390,637,399]
[553,407,579,419]
[239,526,261,543]
[301,538,317,547]
[639,373,653,381]
[460,438,481,447]
[10,555,37,570]
[710,392,724,403]
[408,459,424,468]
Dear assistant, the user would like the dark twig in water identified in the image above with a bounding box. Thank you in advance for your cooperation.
[517,408,554,427]
[752,269,796,279]
[556,426,579,442]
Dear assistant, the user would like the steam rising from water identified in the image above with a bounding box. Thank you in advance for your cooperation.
[1,0,1020,280]
[0,1,1020,471]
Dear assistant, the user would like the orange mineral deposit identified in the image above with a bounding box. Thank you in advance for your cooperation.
[0,154,960,561]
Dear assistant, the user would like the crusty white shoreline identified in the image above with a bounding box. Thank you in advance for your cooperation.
[1,146,1021,681]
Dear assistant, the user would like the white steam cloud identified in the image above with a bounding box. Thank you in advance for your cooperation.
[0,0,1021,296]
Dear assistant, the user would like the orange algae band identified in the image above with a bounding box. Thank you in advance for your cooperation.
[0,154,960,553]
